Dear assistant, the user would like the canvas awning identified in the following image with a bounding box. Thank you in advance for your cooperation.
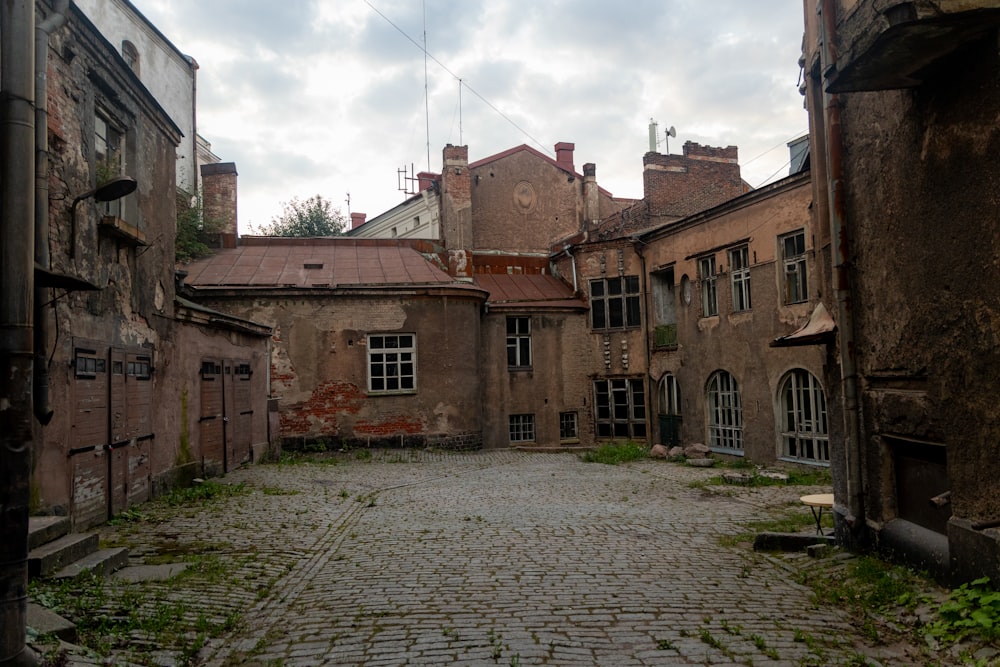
[770,301,836,347]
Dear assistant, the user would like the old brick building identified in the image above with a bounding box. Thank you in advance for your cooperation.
[552,143,830,465]
[29,0,271,528]
[183,142,630,451]
[802,0,1000,583]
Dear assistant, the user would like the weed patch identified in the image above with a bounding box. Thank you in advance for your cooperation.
[579,441,648,465]
[163,480,249,507]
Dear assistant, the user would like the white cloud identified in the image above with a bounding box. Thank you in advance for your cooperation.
[131,0,808,232]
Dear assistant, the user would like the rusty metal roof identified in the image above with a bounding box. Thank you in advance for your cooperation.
[474,273,584,310]
[183,238,456,288]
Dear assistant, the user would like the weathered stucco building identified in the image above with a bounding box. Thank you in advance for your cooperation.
[32,0,271,528]
[802,0,1000,582]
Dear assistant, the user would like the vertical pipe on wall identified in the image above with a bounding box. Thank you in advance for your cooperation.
[818,0,865,534]
[0,0,38,663]
[33,0,68,426]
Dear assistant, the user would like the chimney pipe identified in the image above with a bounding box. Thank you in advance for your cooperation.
[555,142,575,173]
[350,212,367,230]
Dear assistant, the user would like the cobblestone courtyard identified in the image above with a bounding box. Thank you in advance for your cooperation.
[39,450,948,666]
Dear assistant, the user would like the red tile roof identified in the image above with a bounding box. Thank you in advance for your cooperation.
[474,273,584,310]
[183,239,457,288]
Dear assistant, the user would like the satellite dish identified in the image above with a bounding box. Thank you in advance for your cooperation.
[666,126,676,138]
[665,126,677,154]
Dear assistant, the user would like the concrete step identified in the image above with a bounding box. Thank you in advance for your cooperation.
[28,533,99,578]
[51,547,129,580]
[26,602,77,642]
[28,515,71,551]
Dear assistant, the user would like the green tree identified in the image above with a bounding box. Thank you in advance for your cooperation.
[175,192,224,262]
[255,195,346,237]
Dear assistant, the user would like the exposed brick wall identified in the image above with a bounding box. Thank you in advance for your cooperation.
[201,162,238,248]
[643,141,744,218]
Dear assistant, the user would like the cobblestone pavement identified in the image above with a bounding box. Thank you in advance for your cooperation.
[51,450,929,666]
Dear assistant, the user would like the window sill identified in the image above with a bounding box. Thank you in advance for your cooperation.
[652,344,679,352]
[507,366,533,372]
[99,216,146,246]
[367,389,418,397]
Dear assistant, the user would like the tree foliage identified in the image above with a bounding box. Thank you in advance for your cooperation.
[255,195,346,237]
[175,192,224,263]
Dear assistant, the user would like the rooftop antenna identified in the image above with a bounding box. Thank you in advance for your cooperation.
[345,191,351,217]
[665,125,676,154]
[648,118,658,152]
[423,0,430,172]
[397,163,418,196]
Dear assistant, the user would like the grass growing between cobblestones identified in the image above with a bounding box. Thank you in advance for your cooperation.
[579,440,649,464]
[30,568,242,666]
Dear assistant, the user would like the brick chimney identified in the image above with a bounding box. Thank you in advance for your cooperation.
[642,141,742,218]
[555,142,575,173]
[441,145,473,279]
[200,162,238,248]
[351,212,367,230]
[583,163,599,232]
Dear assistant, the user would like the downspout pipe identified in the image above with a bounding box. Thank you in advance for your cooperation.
[818,0,865,538]
[33,0,69,426]
[0,0,39,664]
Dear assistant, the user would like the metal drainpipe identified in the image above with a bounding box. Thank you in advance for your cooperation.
[818,0,865,531]
[1,0,39,663]
[634,237,654,445]
[33,0,69,426]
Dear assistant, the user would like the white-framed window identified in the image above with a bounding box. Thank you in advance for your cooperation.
[779,369,829,464]
[509,414,535,443]
[367,334,416,394]
[707,370,743,453]
[559,412,578,440]
[781,230,808,304]
[729,245,751,312]
[698,256,718,317]
[590,276,641,330]
[506,316,531,369]
[594,378,647,439]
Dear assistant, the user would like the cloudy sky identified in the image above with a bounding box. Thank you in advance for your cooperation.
[130,0,809,234]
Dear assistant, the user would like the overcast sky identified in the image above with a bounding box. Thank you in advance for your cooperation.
[130,0,809,234]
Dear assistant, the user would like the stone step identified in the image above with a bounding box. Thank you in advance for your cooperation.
[51,547,130,580]
[26,602,77,643]
[28,515,71,551]
[28,533,99,578]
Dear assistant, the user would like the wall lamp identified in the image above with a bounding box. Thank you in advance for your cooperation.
[69,175,137,258]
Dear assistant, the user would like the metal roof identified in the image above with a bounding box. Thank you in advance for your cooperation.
[183,239,455,288]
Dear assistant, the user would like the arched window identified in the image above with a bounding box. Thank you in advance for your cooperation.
[706,371,742,453]
[779,370,829,464]
[122,40,140,76]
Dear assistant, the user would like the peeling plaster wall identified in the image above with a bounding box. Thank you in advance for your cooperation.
[197,292,485,450]
[480,310,593,449]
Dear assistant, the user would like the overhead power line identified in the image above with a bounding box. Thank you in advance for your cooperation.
[363,0,551,156]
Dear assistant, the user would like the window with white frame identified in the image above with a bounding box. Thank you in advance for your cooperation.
[559,412,578,440]
[367,334,416,393]
[698,256,718,317]
[594,378,647,439]
[506,316,531,369]
[781,230,808,304]
[729,245,751,312]
[509,414,535,443]
[779,369,829,464]
[707,370,743,453]
[590,276,641,330]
